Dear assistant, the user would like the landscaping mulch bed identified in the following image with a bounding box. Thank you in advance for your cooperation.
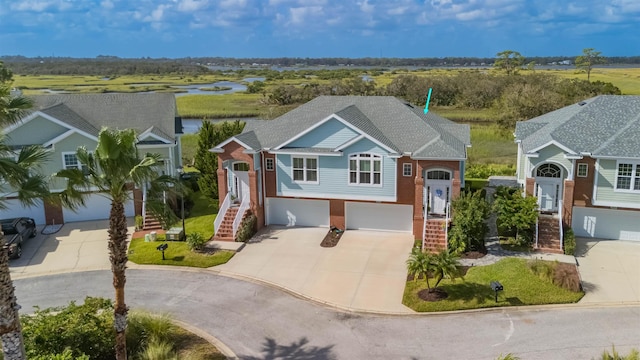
[460,250,487,259]
[320,228,344,247]
[418,288,449,302]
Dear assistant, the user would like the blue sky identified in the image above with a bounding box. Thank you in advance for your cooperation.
[1,0,639,58]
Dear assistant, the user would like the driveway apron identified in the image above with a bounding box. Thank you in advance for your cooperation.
[217,226,415,313]
[576,238,640,304]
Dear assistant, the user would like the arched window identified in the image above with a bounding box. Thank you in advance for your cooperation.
[349,153,381,185]
[536,163,561,178]
[426,170,451,180]
[233,162,250,171]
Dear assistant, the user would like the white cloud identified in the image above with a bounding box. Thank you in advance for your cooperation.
[177,0,208,12]
[358,0,374,14]
[101,0,114,10]
[10,0,72,12]
[289,6,323,25]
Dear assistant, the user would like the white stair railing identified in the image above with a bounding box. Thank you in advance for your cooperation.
[141,183,147,228]
[213,193,231,237]
[558,200,564,251]
[232,194,250,238]
[421,205,428,252]
[535,216,539,249]
[445,202,451,249]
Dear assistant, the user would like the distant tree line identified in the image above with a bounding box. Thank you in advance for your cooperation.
[264,71,621,128]
[2,55,640,76]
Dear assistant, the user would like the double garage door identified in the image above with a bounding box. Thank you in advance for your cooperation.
[0,199,46,225]
[572,207,640,241]
[265,197,412,232]
[62,193,135,223]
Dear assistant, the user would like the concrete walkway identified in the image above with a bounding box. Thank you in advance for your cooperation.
[217,226,415,313]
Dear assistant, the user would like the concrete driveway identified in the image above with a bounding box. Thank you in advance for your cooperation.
[217,226,415,313]
[576,238,640,304]
[9,220,133,279]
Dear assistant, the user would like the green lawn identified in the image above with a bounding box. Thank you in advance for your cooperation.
[181,191,218,240]
[403,258,583,312]
[128,238,233,268]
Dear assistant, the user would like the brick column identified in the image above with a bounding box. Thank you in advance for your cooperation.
[525,178,535,196]
[451,179,461,199]
[247,171,264,230]
[44,201,64,225]
[217,157,227,205]
[562,180,575,228]
[413,173,425,240]
[133,188,143,217]
[330,199,345,230]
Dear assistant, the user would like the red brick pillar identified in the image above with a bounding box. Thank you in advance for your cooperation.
[413,170,425,240]
[563,180,575,228]
[133,188,143,217]
[44,201,64,225]
[330,199,345,230]
[248,171,264,230]
[525,178,535,196]
[452,179,461,199]
[217,157,227,205]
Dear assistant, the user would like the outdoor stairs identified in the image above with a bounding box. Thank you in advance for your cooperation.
[423,218,448,253]
[536,214,563,254]
[213,206,250,242]
[143,211,163,231]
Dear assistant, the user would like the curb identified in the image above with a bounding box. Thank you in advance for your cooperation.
[172,319,238,360]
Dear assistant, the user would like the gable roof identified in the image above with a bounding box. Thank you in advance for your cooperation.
[515,95,640,158]
[20,93,180,143]
[219,96,470,160]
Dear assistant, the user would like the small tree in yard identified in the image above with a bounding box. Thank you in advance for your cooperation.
[493,188,539,245]
[407,248,461,293]
[448,190,491,254]
[430,250,462,291]
[407,247,435,290]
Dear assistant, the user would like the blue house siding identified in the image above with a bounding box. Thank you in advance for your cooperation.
[287,118,358,149]
[276,138,397,201]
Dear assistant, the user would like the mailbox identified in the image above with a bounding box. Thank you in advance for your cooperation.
[156,243,168,260]
[490,281,503,302]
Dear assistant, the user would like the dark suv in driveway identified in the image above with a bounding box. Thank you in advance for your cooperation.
[1,217,37,259]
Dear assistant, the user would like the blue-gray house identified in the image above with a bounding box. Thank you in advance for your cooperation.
[211,96,470,249]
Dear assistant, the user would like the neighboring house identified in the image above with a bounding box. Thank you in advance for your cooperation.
[1,93,183,225]
[211,96,470,250]
[515,95,640,251]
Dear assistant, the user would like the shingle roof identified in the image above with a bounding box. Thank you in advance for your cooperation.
[228,96,469,160]
[515,95,640,158]
[28,93,179,142]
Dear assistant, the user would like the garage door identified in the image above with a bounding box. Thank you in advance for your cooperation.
[266,198,329,227]
[63,193,135,223]
[0,199,46,225]
[346,202,413,232]
[572,207,640,241]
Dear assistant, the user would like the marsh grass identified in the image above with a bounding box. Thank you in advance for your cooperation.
[177,93,264,118]
[468,124,517,165]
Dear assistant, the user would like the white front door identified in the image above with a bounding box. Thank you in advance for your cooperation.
[233,171,250,201]
[537,182,559,212]
[427,182,449,215]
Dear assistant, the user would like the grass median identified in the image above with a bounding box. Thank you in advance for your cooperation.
[128,237,234,268]
[403,258,584,312]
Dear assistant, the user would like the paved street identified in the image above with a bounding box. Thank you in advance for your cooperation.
[14,270,640,360]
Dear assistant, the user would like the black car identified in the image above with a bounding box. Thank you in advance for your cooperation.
[1,217,37,259]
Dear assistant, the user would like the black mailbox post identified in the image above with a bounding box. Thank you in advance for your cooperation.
[490,281,503,302]
[156,243,168,260]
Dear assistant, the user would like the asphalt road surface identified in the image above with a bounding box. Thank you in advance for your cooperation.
[14,269,640,360]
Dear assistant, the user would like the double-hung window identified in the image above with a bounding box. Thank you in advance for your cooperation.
[292,156,318,183]
[616,162,640,191]
[63,152,82,170]
[349,153,381,185]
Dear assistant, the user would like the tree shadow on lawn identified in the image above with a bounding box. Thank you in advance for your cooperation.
[171,256,185,262]
[440,282,495,304]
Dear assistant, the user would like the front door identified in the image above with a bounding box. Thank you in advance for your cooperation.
[233,171,250,201]
[426,182,449,215]
[537,182,559,212]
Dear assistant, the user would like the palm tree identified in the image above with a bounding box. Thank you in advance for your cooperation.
[406,247,436,290]
[431,250,462,290]
[55,128,173,360]
[0,66,51,360]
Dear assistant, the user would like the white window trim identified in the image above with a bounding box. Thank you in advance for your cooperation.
[62,151,83,170]
[614,161,640,193]
[403,163,412,177]
[265,158,274,171]
[577,163,588,178]
[348,153,383,187]
[291,156,319,184]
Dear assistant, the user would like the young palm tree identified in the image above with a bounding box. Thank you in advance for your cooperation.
[0,69,51,360]
[55,128,173,360]
[431,250,462,290]
[406,247,435,290]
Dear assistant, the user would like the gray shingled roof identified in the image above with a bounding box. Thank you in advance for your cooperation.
[515,95,640,158]
[223,96,469,160]
[28,93,179,142]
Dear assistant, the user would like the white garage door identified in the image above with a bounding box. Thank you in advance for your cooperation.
[346,202,413,232]
[572,207,640,241]
[63,193,135,223]
[0,199,46,225]
[266,198,329,227]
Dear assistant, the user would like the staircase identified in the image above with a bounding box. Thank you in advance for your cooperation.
[423,219,448,253]
[143,211,163,231]
[213,207,240,241]
[536,214,563,254]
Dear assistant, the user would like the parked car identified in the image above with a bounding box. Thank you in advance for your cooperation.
[1,217,37,259]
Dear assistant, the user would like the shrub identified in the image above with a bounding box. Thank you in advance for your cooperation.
[139,339,178,360]
[528,259,555,282]
[553,262,581,292]
[448,190,490,254]
[186,232,207,251]
[466,164,515,179]
[127,312,177,358]
[236,213,257,242]
[600,346,639,360]
[563,227,576,255]
[135,215,144,231]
